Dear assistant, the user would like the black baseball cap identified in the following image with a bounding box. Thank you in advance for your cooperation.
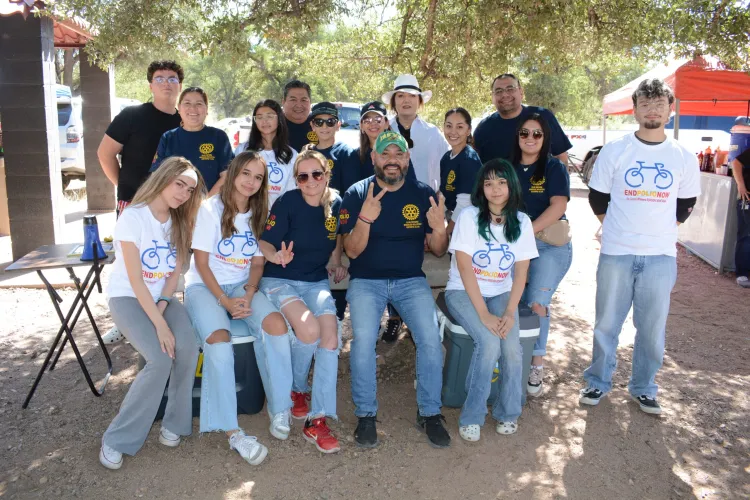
[360,101,387,118]
[310,101,339,119]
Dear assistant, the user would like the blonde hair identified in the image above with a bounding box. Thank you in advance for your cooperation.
[293,149,338,218]
[219,151,269,239]
[129,156,206,264]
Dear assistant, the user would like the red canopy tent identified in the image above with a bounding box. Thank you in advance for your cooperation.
[602,56,750,140]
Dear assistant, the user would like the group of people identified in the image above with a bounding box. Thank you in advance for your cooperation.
[95,60,700,470]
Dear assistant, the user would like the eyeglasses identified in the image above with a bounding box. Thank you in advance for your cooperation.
[494,86,519,95]
[296,170,325,183]
[312,117,339,128]
[255,113,277,122]
[519,128,543,140]
[636,101,668,111]
[362,116,384,125]
[153,76,180,84]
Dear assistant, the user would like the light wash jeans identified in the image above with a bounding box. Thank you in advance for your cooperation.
[347,277,443,417]
[583,254,677,398]
[522,239,573,356]
[260,277,341,419]
[445,289,523,425]
[185,281,292,432]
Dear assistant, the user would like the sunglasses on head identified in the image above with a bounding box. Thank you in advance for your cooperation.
[296,170,326,183]
[519,128,543,140]
[312,117,339,128]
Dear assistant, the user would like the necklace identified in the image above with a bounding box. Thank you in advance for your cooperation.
[489,209,504,224]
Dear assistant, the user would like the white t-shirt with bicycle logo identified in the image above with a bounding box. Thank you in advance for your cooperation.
[589,133,701,257]
[235,143,298,209]
[446,206,538,297]
[107,204,175,301]
[185,195,260,287]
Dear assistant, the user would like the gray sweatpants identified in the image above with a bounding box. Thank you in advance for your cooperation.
[103,297,199,456]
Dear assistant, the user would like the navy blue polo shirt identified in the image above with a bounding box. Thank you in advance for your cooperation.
[150,126,234,190]
[339,176,435,280]
[354,147,417,188]
[313,142,360,194]
[440,145,483,210]
[515,157,570,220]
[473,106,572,164]
[261,189,341,282]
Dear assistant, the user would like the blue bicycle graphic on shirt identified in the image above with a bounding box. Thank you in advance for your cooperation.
[141,240,177,270]
[218,231,257,257]
[267,162,284,184]
[624,161,673,189]
[472,242,515,270]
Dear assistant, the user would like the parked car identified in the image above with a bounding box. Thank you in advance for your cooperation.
[331,102,360,149]
[215,116,252,151]
[57,85,85,186]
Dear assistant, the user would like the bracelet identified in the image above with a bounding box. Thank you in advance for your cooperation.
[244,283,259,292]
[217,293,227,306]
[156,296,171,305]
[358,214,373,225]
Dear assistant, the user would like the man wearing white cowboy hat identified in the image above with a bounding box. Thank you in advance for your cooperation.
[383,74,449,189]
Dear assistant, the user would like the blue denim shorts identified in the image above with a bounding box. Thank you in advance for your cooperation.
[185,281,281,343]
[259,277,336,317]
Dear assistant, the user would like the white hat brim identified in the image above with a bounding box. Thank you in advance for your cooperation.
[382,89,433,105]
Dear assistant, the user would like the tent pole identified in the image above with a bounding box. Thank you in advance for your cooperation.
[674,98,680,140]
[602,115,607,144]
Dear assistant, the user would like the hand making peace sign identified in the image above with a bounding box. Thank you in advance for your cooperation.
[360,182,387,222]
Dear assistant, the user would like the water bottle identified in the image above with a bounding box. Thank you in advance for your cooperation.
[81,215,107,261]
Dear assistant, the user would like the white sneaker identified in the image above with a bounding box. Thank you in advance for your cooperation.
[737,276,750,288]
[270,410,291,440]
[495,421,518,435]
[99,443,123,470]
[229,431,268,466]
[458,424,480,442]
[527,365,543,396]
[101,326,125,344]
[158,426,181,447]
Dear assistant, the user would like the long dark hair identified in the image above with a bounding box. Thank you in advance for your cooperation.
[246,99,293,164]
[510,112,551,183]
[219,151,269,239]
[444,107,474,146]
[471,159,523,243]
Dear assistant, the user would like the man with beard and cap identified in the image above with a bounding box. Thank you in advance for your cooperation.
[579,78,700,416]
[282,79,317,151]
[338,130,451,449]
[473,73,571,164]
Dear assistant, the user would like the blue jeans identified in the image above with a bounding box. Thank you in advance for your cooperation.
[445,290,523,425]
[347,277,443,417]
[260,277,341,419]
[583,254,677,398]
[735,200,750,278]
[522,239,572,356]
[185,282,292,432]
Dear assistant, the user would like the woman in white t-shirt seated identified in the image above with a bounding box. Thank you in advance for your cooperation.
[235,99,298,209]
[183,151,292,466]
[99,157,205,471]
[444,158,539,442]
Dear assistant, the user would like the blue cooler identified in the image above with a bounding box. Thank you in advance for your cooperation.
[141,319,266,421]
[436,292,540,408]
[729,124,750,163]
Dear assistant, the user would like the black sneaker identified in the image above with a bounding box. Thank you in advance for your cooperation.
[381,318,402,343]
[354,416,379,448]
[579,387,604,406]
[416,413,451,448]
[633,395,662,415]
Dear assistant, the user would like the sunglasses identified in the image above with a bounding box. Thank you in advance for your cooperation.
[312,117,339,128]
[296,170,326,183]
[519,128,543,140]
[362,116,384,125]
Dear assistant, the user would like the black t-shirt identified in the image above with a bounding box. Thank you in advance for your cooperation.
[736,148,750,189]
[105,103,181,202]
[338,176,434,280]
[473,106,572,164]
[440,145,483,211]
[286,118,317,152]
[262,189,341,282]
[514,157,570,220]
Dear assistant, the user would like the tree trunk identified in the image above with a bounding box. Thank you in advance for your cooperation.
[63,50,75,89]
[419,0,438,76]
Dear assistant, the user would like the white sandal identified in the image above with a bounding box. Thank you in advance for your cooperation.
[495,421,518,435]
[459,424,480,442]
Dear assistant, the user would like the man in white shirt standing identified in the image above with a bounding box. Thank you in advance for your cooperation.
[581,78,701,415]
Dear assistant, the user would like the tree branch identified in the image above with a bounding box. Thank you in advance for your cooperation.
[419,0,438,75]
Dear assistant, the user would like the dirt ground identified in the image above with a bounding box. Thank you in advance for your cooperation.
[1,185,749,500]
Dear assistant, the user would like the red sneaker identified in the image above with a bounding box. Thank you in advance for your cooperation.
[291,391,310,419]
[303,417,341,454]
